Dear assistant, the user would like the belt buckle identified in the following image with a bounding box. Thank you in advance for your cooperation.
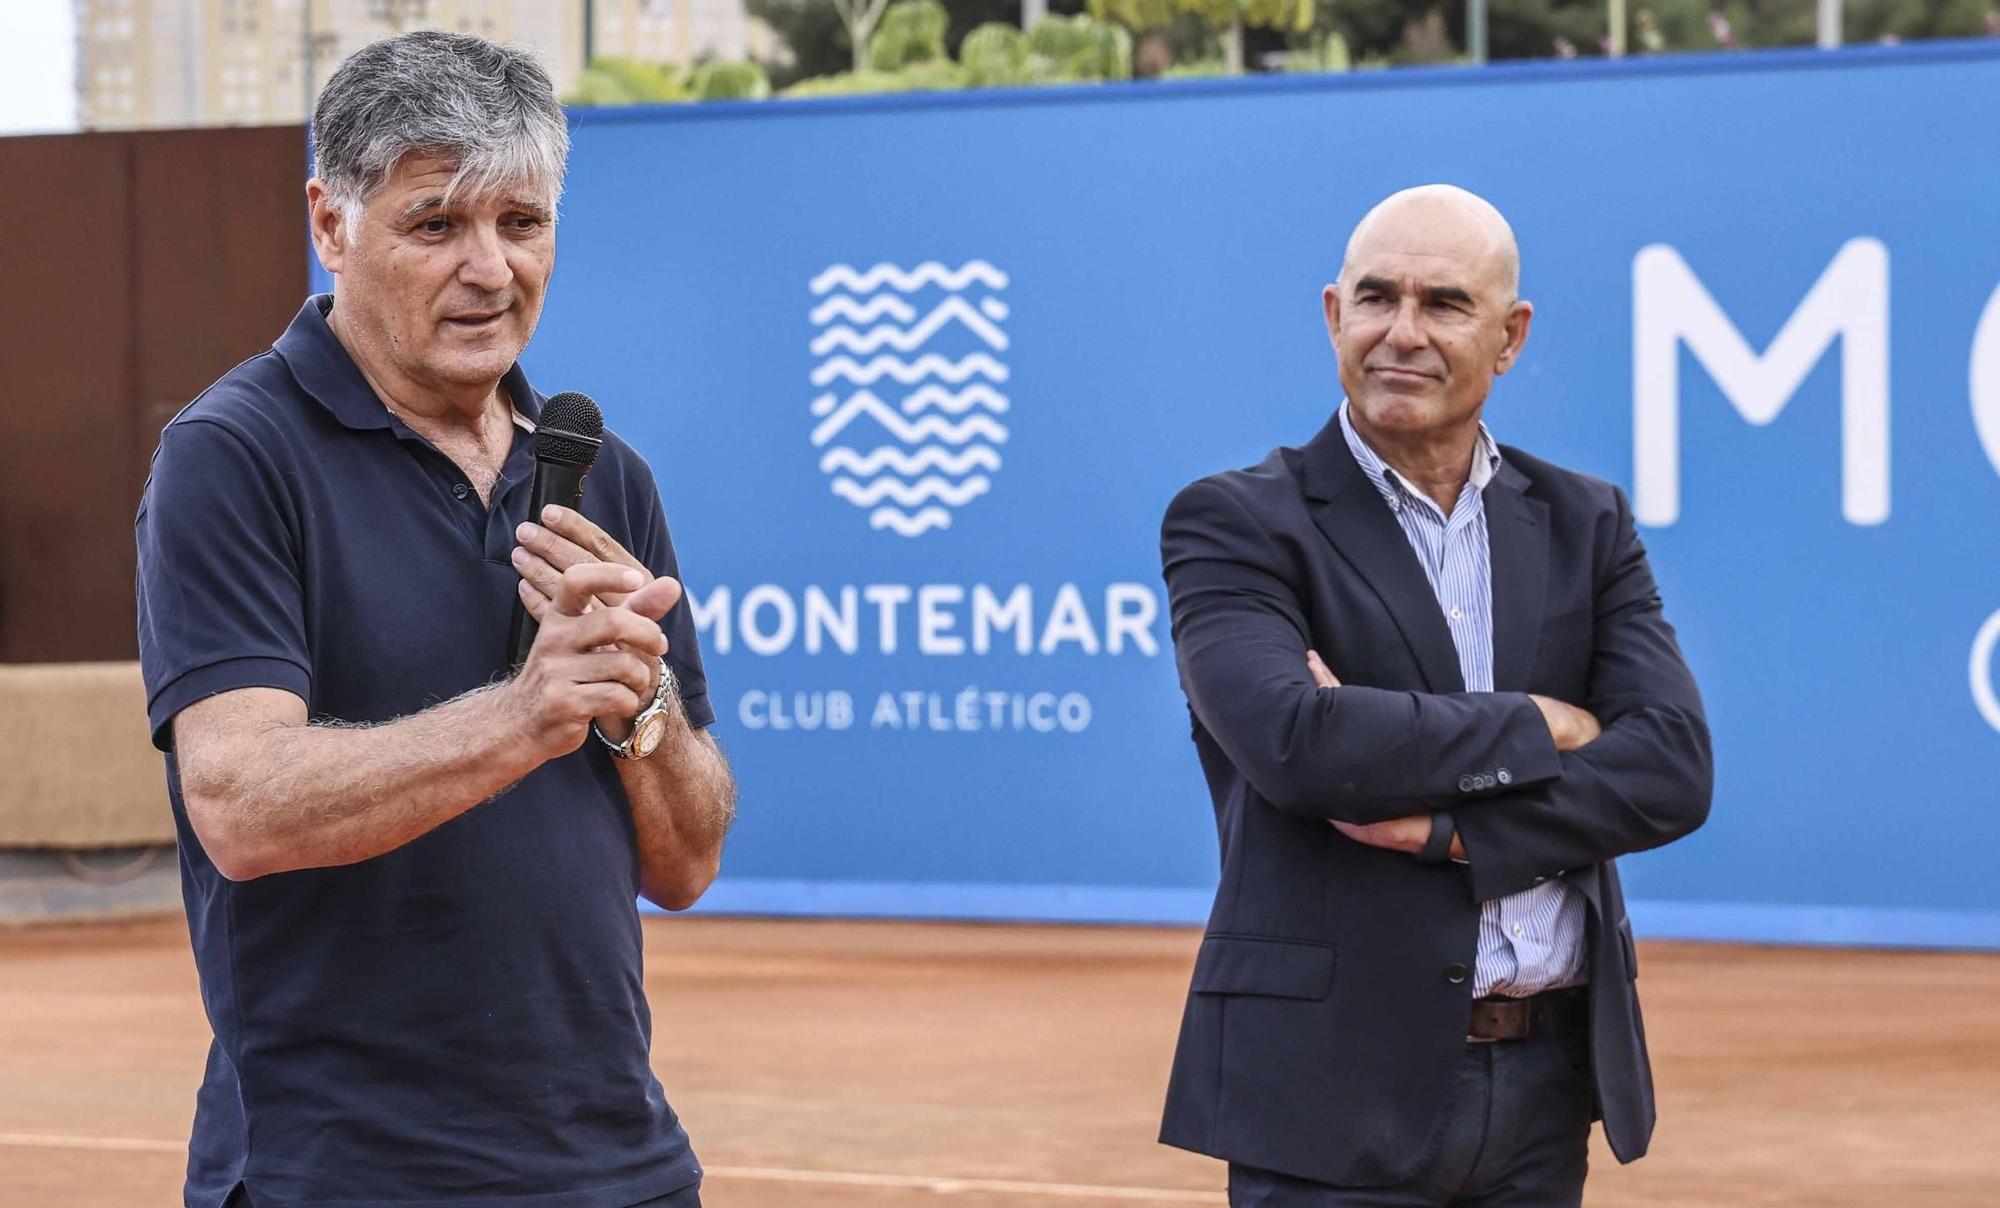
[1467,995,1534,1043]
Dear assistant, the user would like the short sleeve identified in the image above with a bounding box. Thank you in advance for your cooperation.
[137,418,312,752]
[629,460,715,730]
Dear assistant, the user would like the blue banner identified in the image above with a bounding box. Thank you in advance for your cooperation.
[491,42,2000,947]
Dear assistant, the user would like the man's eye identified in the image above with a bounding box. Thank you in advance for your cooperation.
[509,215,543,232]
[420,217,449,234]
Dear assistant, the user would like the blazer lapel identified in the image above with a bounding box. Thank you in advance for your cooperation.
[1484,457,1550,694]
[1299,419,1466,694]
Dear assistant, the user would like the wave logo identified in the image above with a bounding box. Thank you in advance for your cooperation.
[808,260,1010,537]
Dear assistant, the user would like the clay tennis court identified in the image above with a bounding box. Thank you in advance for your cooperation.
[5,915,1998,1206]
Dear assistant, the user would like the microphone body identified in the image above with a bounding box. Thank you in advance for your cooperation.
[509,393,606,669]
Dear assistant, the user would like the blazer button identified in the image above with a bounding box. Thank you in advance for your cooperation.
[1445,963,1468,984]
[1497,768,1512,786]
[1457,776,1475,793]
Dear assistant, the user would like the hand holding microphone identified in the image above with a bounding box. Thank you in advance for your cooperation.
[507,561,680,762]
[504,392,688,757]
[513,505,687,747]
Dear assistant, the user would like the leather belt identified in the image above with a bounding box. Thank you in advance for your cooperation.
[1467,986,1587,1043]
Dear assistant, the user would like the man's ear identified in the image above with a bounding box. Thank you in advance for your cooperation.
[1494,298,1534,376]
[1321,283,1342,350]
[305,179,349,276]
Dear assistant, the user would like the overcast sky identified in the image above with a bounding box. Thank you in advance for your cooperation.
[0,0,79,136]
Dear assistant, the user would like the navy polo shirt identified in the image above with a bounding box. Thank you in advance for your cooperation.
[136,296,715,1208]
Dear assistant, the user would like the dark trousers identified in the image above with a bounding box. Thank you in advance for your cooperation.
[223,1179,700,1207]
[1229,1026,1593,1207]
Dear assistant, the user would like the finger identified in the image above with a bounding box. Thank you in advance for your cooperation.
[542,505,646,572]
[519,582,614,626]
[517,577,552,623]
[573,683,644,721]
[1330,820,1366,841]
[561,607,668,657]
[510,547,565,600]
[514,520,598,577]
[622,575,684,623]
[563,651,654,698]
[1306,650,1340,689]
[552,563,644,618]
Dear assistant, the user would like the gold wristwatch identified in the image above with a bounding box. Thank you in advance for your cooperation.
[594,657,677,760]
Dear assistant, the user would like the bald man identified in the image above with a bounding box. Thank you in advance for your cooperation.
[1156,186,1711,1206]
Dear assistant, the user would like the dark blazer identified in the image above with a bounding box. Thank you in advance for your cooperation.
[1157,415,1712,1188]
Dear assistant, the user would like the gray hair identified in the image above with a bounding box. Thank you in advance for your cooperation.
[311,31,569,228]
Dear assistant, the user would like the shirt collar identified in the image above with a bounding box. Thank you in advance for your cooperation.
[273,294,545,432]
[1337,399,1501,509]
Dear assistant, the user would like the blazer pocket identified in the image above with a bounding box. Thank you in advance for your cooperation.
[1190,935,1336,1000]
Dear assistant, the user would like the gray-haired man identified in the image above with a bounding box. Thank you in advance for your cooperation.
[136,33,732,1207]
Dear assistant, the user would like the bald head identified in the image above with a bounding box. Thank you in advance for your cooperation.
[1321,184,1535,450]
[1340,184,1520,302]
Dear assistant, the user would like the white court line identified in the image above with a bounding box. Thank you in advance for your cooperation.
[705,1164,1216,1202]
[0,1134,1218,1204]
[0,1132,180,1153]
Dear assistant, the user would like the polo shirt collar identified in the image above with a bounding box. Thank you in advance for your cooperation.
[273,294,545,431]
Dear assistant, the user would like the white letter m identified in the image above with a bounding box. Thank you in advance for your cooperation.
[1633,238,1888,527]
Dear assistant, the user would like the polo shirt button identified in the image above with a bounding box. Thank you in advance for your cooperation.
[452,482,470,500]
[1445,963,1468,984]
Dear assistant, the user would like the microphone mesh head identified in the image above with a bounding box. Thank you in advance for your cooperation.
[536,392,604,467]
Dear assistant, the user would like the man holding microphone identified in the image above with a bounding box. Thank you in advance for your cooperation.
[136,32,733,1208]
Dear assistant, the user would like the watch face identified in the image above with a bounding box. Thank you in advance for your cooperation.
[633,713,668,759]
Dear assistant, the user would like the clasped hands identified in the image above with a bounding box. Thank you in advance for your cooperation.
[1306,650,1601,861]
[505,505,682,758]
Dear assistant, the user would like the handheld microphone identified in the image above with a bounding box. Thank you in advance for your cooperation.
[509,391,605,669]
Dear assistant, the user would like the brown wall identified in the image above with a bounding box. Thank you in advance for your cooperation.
[0,125,306,663]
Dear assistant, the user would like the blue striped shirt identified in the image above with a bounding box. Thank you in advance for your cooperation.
[1338,402,1586,998]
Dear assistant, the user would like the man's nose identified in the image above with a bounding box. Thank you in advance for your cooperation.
[457,224,513,292]
[1385,298,1428,352]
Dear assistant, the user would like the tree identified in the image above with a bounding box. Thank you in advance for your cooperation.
[687,60,775,100]
[745,0,853,87]
[1028,12,1135,77]
[782,59,968,97]
[957,14,1133,84]
[566,58,693,106]
[1473,0,1999,63]
[1846,0,1996,41]
[1089,0,1314,72]
[959,22,1034,83]
[870,0,952,70]
[943,0,1044,55]
[831,0,898,72]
